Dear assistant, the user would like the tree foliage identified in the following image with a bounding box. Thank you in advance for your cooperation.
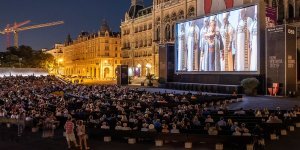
[0,45,54,69]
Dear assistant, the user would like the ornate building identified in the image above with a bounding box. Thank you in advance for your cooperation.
[49,21,121,80]
[121,0,257,77]
[121,0,198,77]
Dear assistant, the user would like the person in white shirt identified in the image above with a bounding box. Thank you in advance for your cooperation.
[100,122,110,130]
[232,127,242,136]
[115,121,123,130]
[205,115,214,123]
[141,123,149,132]
[121,123,131,131]
[217,117,227,127]
[170,124,180,134]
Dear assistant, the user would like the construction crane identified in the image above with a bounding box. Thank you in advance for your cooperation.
[0,20,64,48]
[0,20,31,48]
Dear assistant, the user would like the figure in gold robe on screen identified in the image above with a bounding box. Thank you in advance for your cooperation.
[235,8,252,71]
[178,23,188,71]
[249,6,258,71]
[220,12,234,71]
[203,16,222,71]
[199,17,209,71]
[187,21,200,71]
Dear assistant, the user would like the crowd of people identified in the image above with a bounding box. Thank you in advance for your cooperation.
[0,76,300,149]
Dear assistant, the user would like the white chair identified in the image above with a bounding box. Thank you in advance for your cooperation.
[281,129,287,135]
[128,138,136,144]
[155,140,163,147]
[215,143,223,150]
[104,136,111,142]
[185,142,192,149]
[246,144,254,150]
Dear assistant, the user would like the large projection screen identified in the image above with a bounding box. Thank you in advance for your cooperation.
[175,4,259,74]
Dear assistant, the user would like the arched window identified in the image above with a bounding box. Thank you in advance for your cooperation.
[165,24,171,41]
[164,14,170,23]
[171,12,177,21]
[171,23,175,40]
[289,4,294,18]
[156,27,160,41]
[188,7,195,17]
[156,17,161,25]
[178,10,184,20]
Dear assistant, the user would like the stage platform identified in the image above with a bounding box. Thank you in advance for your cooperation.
[165,82,242,94]
[134,86,300,110]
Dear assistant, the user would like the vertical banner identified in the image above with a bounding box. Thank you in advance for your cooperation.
[266,25,298,96]
[266,6,277,27]
[266,25,285,95]
[285,25,297,95]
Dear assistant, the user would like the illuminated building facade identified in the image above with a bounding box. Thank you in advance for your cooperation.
[121,0,258,77]
[49,21,121,80]
[121,0,199,77]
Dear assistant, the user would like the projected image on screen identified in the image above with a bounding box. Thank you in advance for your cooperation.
[176,5,258,72]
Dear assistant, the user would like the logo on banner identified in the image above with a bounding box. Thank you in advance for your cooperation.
[288,29,295,35]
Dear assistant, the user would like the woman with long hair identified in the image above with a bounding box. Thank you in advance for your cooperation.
[76,120,90,150]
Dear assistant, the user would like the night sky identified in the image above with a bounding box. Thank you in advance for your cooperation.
[0,0,152,51]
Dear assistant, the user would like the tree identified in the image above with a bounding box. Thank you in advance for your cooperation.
[1,45,54,69]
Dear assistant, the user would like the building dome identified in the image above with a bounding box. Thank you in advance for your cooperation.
[100,19,111,33]
[128,0,144,19]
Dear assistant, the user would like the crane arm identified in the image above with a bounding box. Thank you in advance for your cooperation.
[16,21,64,32]
[12,20,31,29]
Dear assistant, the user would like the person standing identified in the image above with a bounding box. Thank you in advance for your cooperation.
[64,117,79,149]
[187,21,200,71]
[178,23,188,71]
[17,112,25,137]
[220,12,234,71]
[204,16,222,71]
[76,120,90,150]
[249,6,258,71]
[235,8,252,71]
[199,17,209,71]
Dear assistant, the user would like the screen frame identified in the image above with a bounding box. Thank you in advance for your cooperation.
[174,3,261,75]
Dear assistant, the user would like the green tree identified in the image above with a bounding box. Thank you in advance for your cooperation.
[1,45,54,69]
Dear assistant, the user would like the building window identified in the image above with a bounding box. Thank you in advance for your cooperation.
[115,47,118,51]
[171,23,175,40]
[156,27,160,41]
[148,23,152,30]
[188,7,195,17]
[115,53,117,57]
[178,10,184,19]
[171,12,177,21]
[115,60,117,64]
[165,24,171,41]
[156,17,160,25]
[105,40,109,43]
[164,14,170,23]
[105,52,109,56]
[105,46,109,50]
